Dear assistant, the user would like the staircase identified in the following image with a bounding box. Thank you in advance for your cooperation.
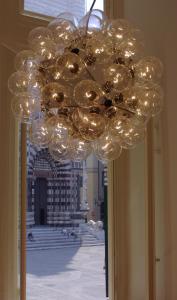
[26,226,104,251]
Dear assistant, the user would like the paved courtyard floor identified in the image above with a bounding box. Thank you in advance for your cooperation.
[27,246,106,300]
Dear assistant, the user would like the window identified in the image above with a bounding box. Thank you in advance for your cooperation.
[24,0,104,19]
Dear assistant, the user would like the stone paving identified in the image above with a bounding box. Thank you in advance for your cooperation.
[27,245,106,300]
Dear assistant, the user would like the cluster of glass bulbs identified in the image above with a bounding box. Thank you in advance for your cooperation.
[8,8,164,163]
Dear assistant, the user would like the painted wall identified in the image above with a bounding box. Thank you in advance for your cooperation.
[124,0,177,299]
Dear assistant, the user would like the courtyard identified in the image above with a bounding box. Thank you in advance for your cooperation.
[27,245,106,300]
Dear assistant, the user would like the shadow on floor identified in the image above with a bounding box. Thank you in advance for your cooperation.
[27,247,80,277]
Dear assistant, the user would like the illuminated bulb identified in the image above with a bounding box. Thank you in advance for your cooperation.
[29,118,50,147]
[110,109,132,135]
[56,53,84,80]
[48,18,76,45]
[49,137,71,162]
[107,19,132,46]
[57,12,78,27]
[124,83,163,117]
[14,50,38,71]
[46,115,73,139]
[119,124,146,148]
[42,82,70,108]
[92,132,122,162]
[138,83,164,116]
[8,71,44,96]
[31,39,57,60]
[29,72,46,96]
[135,56,163,83]
[119,36,144,62]
[86,35,113,63]
[71,138,92,161]
[105,64,131,91]
[72,108,106,141]
[11,93,40,123]
[79,14,103,37]
[8,71,30,95]
[74,80,103,108]
[28,27,53,46]
[44,64,63,82]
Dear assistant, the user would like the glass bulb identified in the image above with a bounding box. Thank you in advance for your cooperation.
[71,138,92,161]
[107,19,132,46]
[123,85,141,112]
[135,56,163,83]
[31,39,56,60]
[72,108,106,141]
[119,124,146,148]
[46,115,73,139]
[57,12,78,27]
[125,83,163,116]
[29,118,50,147]
[44,64,63,82]
[90,9,107,21]
[86,35,113,64]
[14,50,38,71]
[8,71,29,95]
[42,82,70,108]
[56,53,84,80]
[127,28,145,44]
[49,137,70,162]
[11,93,40,123]
[79,14,103,37]
[8,70,44,96]
[119,36,144,62]
[110,109,132,135]
[138,83,164,116]
[30,72,46,96]
[105,64,131,91]
[28,27,53,46]
[48,18,77,45]
[93,132,122,162]
[74,80,103,108]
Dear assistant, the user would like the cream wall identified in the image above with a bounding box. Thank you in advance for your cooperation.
[0,46,19,300]
[128,144,148,300]
[124,0,177,299]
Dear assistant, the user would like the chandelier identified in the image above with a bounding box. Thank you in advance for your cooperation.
[8,0,164,163]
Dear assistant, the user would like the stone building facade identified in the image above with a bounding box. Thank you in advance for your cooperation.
[27,142,106,227]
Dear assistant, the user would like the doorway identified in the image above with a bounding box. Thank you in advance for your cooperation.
[34,178,47,225]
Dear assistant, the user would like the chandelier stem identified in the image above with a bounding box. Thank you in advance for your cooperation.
[116,105,136,115]
[84,64,96,81]
[85,0,97,36]
[43,105,136,116]
[89,0,97,13]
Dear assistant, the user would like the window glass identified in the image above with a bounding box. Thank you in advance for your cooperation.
[23,1,108,299]
[24,0,104,19]
[26,144,108,300]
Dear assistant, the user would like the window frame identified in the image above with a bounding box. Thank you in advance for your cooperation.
[0,0,156,299]
[19,1,117,300]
